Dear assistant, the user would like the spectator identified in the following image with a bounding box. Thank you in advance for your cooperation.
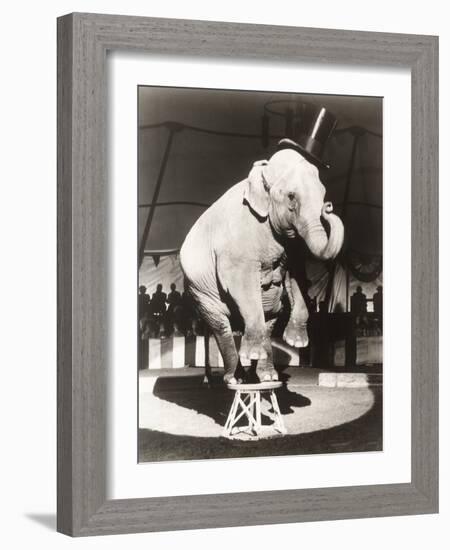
[372,285,383,334]
[138,285,150,330]
[151,284,167,315]
[138,286,151,369]
[373,285,383,315]
[166,283,182,335]
[167,283,182,312]
[350,286,367,316]
[151,284,167,338]
[351,286,369,336]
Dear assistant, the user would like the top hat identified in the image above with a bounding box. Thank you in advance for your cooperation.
[277,104,337,169]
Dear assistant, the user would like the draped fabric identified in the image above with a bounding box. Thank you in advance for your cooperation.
[306,259,383,313]
[140,255,184,295]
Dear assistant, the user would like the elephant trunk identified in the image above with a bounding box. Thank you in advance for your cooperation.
[302,202,344,261]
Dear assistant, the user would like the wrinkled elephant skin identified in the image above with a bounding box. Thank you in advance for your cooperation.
[180,148,344,384]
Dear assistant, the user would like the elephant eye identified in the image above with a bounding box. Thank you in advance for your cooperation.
[288,192,295,201]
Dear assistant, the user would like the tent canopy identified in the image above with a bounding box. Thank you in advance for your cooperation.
[138,87,382,311]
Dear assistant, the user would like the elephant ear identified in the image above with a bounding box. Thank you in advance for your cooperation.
[244,160,270,219]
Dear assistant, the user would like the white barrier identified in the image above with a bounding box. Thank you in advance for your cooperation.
[141,335,382,370]
[142,336,300,370]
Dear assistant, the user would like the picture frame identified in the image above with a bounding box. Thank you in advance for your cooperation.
[57,12,438,536]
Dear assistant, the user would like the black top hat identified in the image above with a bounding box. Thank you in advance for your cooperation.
[277,104,337,169]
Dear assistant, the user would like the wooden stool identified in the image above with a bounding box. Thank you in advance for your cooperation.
[223,381,287,439]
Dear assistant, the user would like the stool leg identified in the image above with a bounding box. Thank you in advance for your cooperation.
[223,392,239,437]
[270,390,287,434]
[240,393,253,434]
[237,392,257,434]
[224,390,276,438]
[231,392,260,436]
[255,391,262,433]
[228,392,254,436]
[250,392,258,435]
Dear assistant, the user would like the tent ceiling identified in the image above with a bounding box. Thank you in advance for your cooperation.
[138,86,382,263]
[139,86,382,135]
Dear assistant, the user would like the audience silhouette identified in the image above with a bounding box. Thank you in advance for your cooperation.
[138,282,383,340]
[138,285,150,321]
[350,286,367,315]
[373,285,383,315]
[151,284,167,315]
[138,282,204,338]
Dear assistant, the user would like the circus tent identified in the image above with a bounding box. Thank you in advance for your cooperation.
[138,87,383,312]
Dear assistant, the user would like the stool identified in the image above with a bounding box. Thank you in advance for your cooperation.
[223,381,287,439]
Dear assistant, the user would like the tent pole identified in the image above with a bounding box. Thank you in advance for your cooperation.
[341,130,361,221]
[138,126,179,267]
[324,130,360,311]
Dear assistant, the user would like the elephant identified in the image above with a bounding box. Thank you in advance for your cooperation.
[179,145,344,384]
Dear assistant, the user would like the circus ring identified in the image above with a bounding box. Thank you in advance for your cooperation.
[138,364,382,462]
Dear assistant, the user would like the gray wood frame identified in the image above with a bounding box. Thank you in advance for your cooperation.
[57,12,438,537]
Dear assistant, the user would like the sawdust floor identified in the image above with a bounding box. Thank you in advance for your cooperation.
[138,368,382,462]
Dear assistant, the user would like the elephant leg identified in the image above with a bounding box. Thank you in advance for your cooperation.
[217,258,268,367]
[193,293,239,384]
[283,271,309,347]
[213,329,240,384]
[256,318,279,382]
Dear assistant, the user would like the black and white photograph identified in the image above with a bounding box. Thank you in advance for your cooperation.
[2,0,443,544]
[137,86,383,462]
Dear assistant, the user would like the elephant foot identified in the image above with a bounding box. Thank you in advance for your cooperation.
[224,371,240,385]
[256,362,279,383]
[239,333,268,366]
[260,371,279,382]
[283,320,309,348]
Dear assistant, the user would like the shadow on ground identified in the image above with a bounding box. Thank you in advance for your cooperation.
[152,368,311,427]
[141,378,382,462]
[25,513,56,531]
